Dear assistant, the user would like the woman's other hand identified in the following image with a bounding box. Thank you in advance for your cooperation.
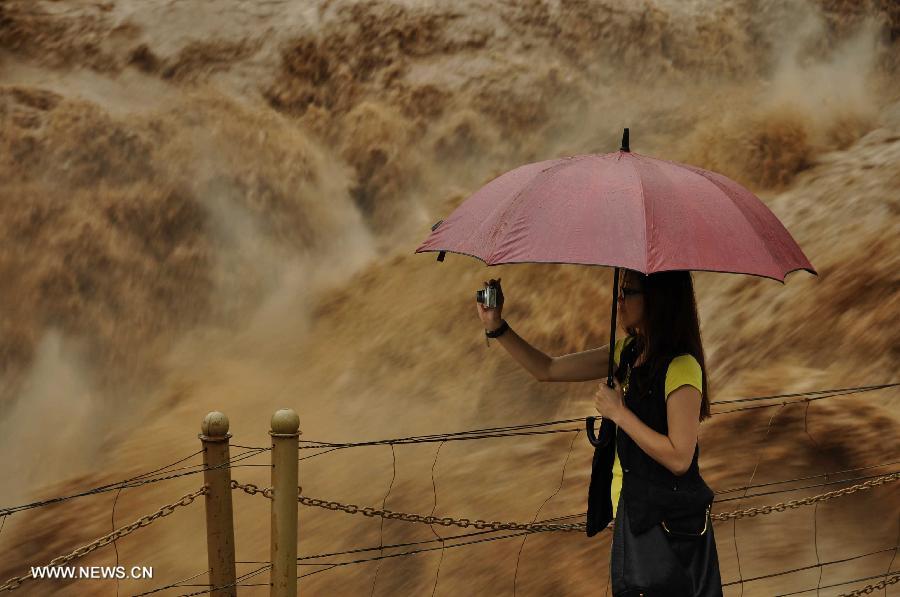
[594,377,625,423]
[475,278,504,332]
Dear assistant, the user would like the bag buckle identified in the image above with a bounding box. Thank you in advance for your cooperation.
[660,504,710,537]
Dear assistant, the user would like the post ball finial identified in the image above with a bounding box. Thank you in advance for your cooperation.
[201,411,230,437]
[271,408,300,435]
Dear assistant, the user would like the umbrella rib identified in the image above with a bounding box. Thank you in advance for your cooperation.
[477,168,544,261]
[485,157,587,262]
[631,153,813,279]
[484,177,539,262]
[632,155,651,272]
[681,158,809,284]
[687,167,785,280]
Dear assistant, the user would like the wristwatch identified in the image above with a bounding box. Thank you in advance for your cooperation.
[485,319,510,338]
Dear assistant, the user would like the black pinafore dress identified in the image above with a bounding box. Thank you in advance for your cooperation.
[606,339,723,597]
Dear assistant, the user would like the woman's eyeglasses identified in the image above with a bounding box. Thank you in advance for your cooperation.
[618,286,643,298]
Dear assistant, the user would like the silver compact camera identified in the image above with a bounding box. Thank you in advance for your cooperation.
[476,283,500,308]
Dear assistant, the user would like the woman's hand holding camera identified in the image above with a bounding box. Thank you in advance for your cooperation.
[475,278,504,332]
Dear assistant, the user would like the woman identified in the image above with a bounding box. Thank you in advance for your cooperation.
[475,270,722,596]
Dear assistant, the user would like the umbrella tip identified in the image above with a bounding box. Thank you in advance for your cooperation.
[620,128,630,152]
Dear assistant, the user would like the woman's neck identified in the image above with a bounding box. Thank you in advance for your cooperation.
[633,330,648,367]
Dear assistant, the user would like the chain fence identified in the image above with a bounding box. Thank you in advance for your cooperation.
[229,470,898,533]
[0,487,207,592]
[837,571,900,596]
[2,381,896,594]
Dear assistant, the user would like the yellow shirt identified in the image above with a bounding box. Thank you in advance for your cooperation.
[610,336,703,517]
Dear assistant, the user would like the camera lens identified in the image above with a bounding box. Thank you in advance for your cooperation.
[476,289,484,303]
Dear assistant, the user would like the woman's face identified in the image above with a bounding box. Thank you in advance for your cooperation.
[616,272,645,332]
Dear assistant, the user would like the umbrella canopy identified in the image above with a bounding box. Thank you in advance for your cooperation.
[415,136,815,282]
[414,129,816,447]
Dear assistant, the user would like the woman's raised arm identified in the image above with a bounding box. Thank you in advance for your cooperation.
[475,278,611,382]
[543,344,611,382]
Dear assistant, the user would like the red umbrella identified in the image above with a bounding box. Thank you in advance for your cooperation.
[415,129,816,446]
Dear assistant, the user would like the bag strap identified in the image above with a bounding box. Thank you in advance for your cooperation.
[615,335,641,382]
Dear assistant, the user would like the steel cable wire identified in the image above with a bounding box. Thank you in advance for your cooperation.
[0,447,268,517]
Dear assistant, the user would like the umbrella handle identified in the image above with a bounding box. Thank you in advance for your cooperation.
[587,265,621,448]
[586,415,615,448]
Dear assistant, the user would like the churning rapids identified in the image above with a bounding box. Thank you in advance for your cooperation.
[0,1,898,594]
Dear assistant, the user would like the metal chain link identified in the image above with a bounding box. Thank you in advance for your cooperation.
[296,493,586,532]
[0,486,208,592]
[838,571,900,596]
[232,480,581,531]
[710,472,899,522]
[230,480,273,499]
[232,472,898,534]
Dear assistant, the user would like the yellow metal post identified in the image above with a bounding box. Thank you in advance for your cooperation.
[199,411,237,597]
[270,409,300,597]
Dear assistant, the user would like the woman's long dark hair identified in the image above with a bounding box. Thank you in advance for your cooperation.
[622,269,711,421]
